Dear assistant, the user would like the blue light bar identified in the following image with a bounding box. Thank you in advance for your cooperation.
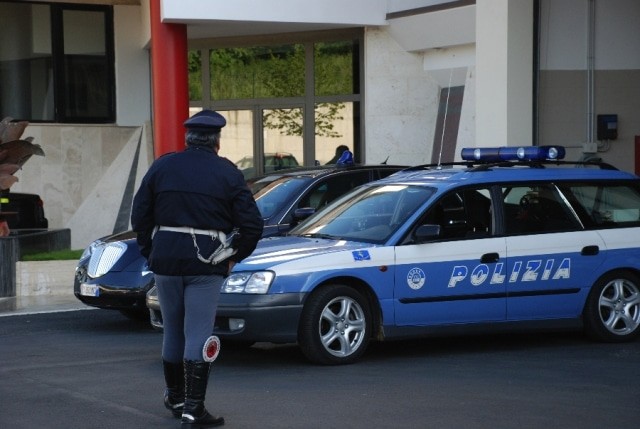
[460,145,565,162]
[336,149,354,167]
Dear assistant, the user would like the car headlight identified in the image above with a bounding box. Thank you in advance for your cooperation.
[80,240,102,260]
[222,271,275,294]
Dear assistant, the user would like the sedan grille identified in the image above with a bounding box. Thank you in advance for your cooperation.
[87,242,127,278]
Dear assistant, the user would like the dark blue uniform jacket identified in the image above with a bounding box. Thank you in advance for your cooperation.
[131,145,263,276]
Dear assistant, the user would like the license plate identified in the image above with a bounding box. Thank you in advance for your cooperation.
[80,283,100,297]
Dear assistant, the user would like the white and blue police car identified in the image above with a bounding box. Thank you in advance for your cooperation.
[218,146,640,364]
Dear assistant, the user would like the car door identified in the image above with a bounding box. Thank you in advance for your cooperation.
[394,186,508,326]
[501,183,606,320]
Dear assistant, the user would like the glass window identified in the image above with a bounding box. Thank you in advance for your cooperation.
[188,50,202,101]
[294,184,435,244]
[423,187,494,240]
[502,184,581,234]
[296,171,371,214]
[0,2,53,121]
[212,109,254,175]
[315,102,355,165]
[60,9,112,121]
[314,40,357,96]
[199,32,362,172]
[564,182,640,227]
[210,45,305,100]
[0,2,114,123]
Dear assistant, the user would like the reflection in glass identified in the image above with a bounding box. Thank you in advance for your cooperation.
[0,3,53,120]
[260,108,303,178]
[213,109,254,170]
[62,9,110,119]
[314,40,357,96]
[210,45,305,100]
[293,184,434,244]
[315,102,354,165]
[188,50,202,101]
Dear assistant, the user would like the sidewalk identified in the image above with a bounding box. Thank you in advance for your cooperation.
[0,294,93,317]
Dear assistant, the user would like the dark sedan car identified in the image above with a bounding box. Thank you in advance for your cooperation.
[0,191,48,229]
[74,162,406,322]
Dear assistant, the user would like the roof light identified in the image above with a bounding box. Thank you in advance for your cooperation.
[460,146,565,162]
[336,150,354,167]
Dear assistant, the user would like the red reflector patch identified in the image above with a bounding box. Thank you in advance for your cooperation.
[202,336,221,362]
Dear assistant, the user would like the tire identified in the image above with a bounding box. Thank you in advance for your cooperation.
[583,270,640,342]
[298,285,371,365]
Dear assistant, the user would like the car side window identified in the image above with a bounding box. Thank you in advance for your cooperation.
[298,172,370,211]
[502,184,581,234]
[562,182,640,228]
[421,187,493,240]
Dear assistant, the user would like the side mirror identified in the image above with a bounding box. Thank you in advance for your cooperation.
[291,207,316,227]
[413,224,440,243]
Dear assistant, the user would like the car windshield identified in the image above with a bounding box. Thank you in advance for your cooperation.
[291,184,435,244]
[249,175,311,218]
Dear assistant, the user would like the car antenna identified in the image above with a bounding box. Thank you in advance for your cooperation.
[381,156,389,165]
[435,68,454,170]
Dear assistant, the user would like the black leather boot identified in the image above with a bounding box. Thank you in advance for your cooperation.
[181,360,224,428]
[163,360,184,418]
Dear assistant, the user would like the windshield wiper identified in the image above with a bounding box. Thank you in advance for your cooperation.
[299,233,337,240]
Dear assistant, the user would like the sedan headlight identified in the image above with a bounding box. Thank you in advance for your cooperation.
[80,240,102,260]
[222,271,275,294]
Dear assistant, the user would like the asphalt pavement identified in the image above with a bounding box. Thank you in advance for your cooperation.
[3,308,640,429]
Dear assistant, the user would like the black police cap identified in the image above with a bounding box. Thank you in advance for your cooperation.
[184,110,226,132]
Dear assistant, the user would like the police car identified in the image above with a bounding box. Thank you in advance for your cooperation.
[215,146,640,365]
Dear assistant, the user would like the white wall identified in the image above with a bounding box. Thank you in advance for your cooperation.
[540,0,640,70]
[364,27,441,166]
[161,0,387,25]
[114,5,152,127]
[387,0,458,13]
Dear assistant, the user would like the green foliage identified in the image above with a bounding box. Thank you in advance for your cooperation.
[22,249,84,261]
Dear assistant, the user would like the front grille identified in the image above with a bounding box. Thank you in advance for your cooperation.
[87,241,127,278]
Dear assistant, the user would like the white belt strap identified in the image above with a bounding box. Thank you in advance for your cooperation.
[156,225,237,265]
[158,225,223,239]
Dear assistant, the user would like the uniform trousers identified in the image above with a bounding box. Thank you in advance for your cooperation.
[155,274,224,362]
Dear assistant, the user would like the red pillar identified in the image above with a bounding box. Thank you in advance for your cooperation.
[149,0,189,157]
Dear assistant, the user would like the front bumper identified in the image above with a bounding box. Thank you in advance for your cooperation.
[147,289,306,343]
[73,270,153,311]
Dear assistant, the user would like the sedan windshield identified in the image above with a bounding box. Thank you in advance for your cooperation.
[249,175,310,218]
[292,184,435,244]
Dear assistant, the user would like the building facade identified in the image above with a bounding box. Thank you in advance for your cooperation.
[1,0,638,248]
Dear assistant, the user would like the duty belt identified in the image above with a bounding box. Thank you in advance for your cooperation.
[156,225,237,265]
[158,225,223,238]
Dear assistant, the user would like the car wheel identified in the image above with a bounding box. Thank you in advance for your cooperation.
[584,270,640,342]
[298,285,371,365]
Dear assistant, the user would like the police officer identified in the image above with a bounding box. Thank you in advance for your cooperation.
[131,110,263,428]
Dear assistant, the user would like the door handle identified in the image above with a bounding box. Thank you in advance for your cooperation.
[480,252,500,263]
[581,245,599,256]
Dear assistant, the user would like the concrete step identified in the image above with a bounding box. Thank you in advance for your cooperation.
[15,260,77,297]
